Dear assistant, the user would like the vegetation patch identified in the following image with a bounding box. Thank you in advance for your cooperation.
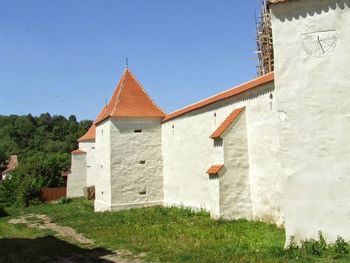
[1,199,350,262]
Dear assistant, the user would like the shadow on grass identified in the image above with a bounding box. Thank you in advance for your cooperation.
[0,235,115,263]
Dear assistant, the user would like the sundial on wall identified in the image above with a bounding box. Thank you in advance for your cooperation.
[301,30,337,58]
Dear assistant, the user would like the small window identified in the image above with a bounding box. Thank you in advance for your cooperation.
[139,191,147,195]
[139,160,146,164]
[101,129,104,135]
[134,129,142,133]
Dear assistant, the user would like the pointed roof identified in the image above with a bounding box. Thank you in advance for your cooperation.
[210,107,245,139]
[78,106,108,142]
[95,68,166,124]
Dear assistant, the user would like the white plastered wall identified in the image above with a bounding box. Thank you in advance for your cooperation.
[271,0,350,243]
[109,118,163,211]
[220,111,252,220]
[67,154,87,198]
[162,82,283,223]
[79,140,96,187]
[94,120,112,211]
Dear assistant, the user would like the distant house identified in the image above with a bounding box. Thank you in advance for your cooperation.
[1,155,18,181]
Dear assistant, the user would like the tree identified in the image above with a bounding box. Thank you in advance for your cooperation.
[0,113,92,206]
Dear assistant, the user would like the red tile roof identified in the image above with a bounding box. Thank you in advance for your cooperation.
[71,149,86,154]
[2,155,18,174]
[210,108,245,139]
[269,0,289,3]
[78,106,108,142]
[207,165,224,175]
[163,72,274,122]
[95,68,166,125]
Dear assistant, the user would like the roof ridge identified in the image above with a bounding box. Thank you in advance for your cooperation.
[111,69,127,116]
[126,69,166,115]
[163,72,274,122]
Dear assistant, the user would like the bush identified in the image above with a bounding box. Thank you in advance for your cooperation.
[17,175,45,207]
[0,153,68,207]
[0,174,18,206]
[284,232,350,260]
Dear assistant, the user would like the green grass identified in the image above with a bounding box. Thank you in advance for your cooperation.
[1,199,350,262]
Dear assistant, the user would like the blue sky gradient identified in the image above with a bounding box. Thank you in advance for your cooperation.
[0,0,260,120]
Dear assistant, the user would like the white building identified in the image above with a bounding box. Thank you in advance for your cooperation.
[68,0,350,245]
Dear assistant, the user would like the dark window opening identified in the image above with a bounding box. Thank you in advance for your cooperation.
[134,129,142,133]
[139,160,146,164]
[139,191,147,195]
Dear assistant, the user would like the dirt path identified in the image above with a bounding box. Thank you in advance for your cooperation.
[9,214,144,263]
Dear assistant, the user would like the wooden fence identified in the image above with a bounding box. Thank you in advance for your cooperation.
[41,187,66,202]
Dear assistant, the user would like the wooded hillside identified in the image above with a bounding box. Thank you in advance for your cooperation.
[0,113,92,206]
[0,113,92,171]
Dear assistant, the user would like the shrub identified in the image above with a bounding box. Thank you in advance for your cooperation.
[0,153,68,207]
[17,175,45,207]
[333,236,349,255]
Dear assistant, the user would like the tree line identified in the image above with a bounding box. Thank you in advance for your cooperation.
[0,113,92,206]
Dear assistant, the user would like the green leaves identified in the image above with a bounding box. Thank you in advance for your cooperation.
[0,113,92,207]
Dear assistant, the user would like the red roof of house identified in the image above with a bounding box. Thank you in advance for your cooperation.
[78,106,108,142]
[95,68,166,125]
[210,107,245,139]
[269,0,289,3]
[71,149,86,154]
[207,165,224,175]
[2,155,18,174]
[163,72,274,122]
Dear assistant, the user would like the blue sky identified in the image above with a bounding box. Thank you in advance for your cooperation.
[0,0,260,121]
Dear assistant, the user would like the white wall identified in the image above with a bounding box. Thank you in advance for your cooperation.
[246,91,284,225]
[271,0,350,243]
[67,154,87,198]
[94,120,112,211]
[109,118,164,210]
[220,111,252,220]
[162,82,283,223]
[79,141,96,187]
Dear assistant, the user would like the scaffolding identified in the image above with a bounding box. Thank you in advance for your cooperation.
[256,0,274,76]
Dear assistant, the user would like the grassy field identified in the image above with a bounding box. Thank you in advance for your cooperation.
[0,199,349,262]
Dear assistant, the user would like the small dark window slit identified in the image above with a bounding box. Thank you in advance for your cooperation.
[134,129,142,133]
[139,191,146,195]
[139,160,146,164]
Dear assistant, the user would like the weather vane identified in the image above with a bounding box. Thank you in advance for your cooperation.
[126,57,129,68]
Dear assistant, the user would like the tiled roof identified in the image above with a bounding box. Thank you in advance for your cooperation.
[78,106,108,142]
[163,72,274,122]
[207,164,224,175]
[2,155,18,174]
[269,0,290,3]
[210,107,245,139]
[95,68,166,125]
[71,149,86,154]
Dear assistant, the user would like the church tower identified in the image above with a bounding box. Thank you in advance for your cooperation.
[270,0,350,244]
[93,68,166,211]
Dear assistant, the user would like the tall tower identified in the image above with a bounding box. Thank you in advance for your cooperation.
[270,0,350,244]
[93,68,166,211]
